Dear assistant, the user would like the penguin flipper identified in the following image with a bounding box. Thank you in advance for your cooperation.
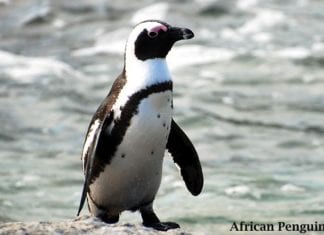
[77,110,115,216]
[77,75,126,216]
[166,119,204,196]
[77,117,105,216]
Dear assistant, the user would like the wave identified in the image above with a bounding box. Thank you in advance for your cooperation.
[0,50,84,83]
[194,107,324,135]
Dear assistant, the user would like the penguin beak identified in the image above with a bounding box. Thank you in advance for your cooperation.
[168,27,194,41]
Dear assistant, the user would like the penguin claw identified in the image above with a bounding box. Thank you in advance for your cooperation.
[144,221,180,231]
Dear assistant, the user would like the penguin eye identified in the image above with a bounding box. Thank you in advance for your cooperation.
[146,25,168,39]
[148,31,158,38]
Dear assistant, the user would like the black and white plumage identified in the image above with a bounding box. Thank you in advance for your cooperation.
[77,20,204,231]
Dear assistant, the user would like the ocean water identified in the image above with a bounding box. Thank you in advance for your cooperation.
[1,0,324,234]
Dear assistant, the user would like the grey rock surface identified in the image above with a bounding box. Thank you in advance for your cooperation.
[0,216,191,235]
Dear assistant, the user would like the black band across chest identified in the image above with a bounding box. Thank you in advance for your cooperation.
[90,81,173,184]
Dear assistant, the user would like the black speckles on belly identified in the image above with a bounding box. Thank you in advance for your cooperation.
[89,81,172,184]
[121,154,126,158]
[157,113,161,119]
[151,150,154,155]
[162,122,166,127]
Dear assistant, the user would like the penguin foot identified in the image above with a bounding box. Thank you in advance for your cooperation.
[98,214,119,224]
[140,202,180,231]
[143,221,180,231]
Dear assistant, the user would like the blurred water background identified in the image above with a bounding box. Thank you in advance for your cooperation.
[1,0,324,234]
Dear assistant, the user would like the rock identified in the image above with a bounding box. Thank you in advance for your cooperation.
[0,216,192,235]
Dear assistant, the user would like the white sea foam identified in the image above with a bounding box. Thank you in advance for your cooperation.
[72,28,128,57]
[221,8,285,43]
[236,0,259,10]
[221,28,272,43]
[131,2,169,25]
[225,185,262,199]
[73,41,125,57]
[312,42,324,52]
[263,42,324,60]
[0,50,84,83]
[52,18,66,29]
[273,47,311,59]
[222,96,235,105]
[251,32,272,43]
[238,9,286,34]
[280,184,305,193]
[168,44,236,70]
[225,185,250,196]
[253,47,311,60]
[220,28,242,42]
[15,174,41,187]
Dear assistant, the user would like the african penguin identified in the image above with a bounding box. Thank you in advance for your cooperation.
[77,20,204,231]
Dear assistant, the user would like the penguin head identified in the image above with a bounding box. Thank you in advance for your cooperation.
[125,20,194,61]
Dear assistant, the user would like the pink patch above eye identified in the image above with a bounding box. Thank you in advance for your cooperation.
[149,25,168,34]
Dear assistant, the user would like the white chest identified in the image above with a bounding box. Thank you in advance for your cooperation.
[118,90,173,155]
